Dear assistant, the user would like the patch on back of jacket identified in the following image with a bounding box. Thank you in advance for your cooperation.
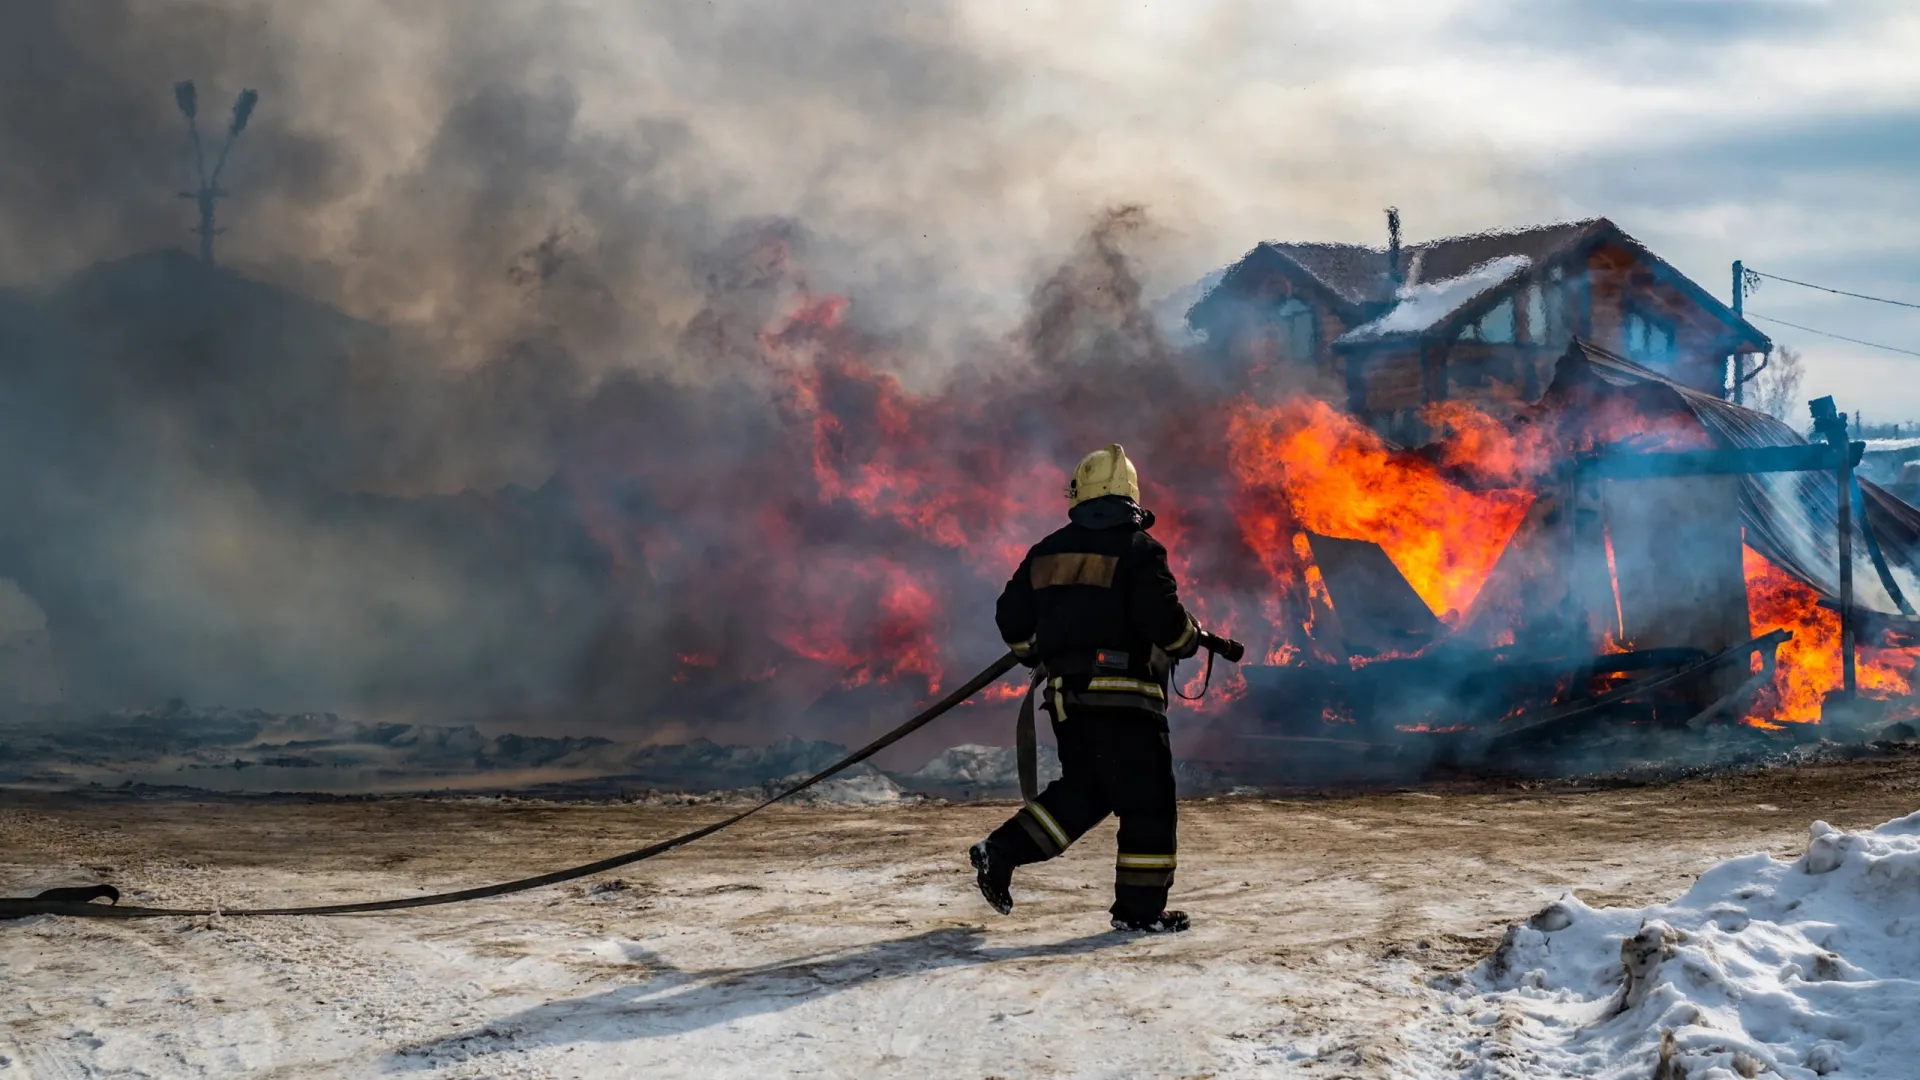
[1031,553,1119,589]
[1093,649,1129,672]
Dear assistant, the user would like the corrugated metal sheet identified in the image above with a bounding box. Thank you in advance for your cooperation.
[1570,341,1920,618]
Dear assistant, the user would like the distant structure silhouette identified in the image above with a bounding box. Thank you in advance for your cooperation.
[173,80,259,265]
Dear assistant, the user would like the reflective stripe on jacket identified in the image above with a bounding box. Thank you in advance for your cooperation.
[995,495,1199,714]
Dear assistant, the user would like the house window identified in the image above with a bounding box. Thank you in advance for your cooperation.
[1524,284,1546,344]
[1273,297,1316,362]
[1536,265,1578,347]
[1624,308,1677,367]
[1460,296,1516,344]
[1482,297,1516,343]
[1542,284,1568,346]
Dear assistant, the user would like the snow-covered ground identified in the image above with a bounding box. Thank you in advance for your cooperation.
[0,799,1440,1078]
[10,755,1920,1078]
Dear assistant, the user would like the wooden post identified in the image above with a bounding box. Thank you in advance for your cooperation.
[1812,396,1857,699]
[1839,443,1858,698]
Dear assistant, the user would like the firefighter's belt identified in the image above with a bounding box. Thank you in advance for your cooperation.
[0,653,1023,921]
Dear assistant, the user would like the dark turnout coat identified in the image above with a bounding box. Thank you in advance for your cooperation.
[993,495,1200,717]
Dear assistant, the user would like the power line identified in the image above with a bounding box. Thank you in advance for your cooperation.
[1749,270,1920,311]
[1747,312,1920,359]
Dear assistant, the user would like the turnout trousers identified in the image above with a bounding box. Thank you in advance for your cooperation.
[985,703,1177,922]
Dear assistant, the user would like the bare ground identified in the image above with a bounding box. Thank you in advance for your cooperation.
[6,754,1920,1078]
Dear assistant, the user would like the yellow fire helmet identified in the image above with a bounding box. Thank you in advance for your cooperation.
[1067,443,1141,507]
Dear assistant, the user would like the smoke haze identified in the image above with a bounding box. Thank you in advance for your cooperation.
[0,0,1596,744]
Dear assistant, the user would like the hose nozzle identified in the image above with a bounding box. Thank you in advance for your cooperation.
[1197,630,1246,664]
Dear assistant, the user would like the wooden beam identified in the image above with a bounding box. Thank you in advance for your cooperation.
[1578,443,1856,480]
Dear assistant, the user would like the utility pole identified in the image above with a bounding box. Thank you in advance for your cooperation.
[1729,261,1771,407]
[174,80,259,265]
[1731,260,1745,405]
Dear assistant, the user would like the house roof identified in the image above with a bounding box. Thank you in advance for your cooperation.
[1268,219,1601,310]
[1254,242,1395,308]
[1187,217,1771,354]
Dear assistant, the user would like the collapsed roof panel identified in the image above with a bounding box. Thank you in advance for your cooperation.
[1302,531,1440,656]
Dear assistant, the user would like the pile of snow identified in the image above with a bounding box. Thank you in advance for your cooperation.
[1173,760,1246,797]
[1446,813,1920,1078]
[899,743,1061,790]
[769,763,905,806]
[1338,254,1531,344]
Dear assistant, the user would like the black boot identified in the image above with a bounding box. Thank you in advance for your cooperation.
[969,841,1013,915]
[1110,909,1189,934]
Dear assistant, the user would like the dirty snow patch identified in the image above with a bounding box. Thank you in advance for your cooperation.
[1442,812,1920,1078]
[901,743,1061,789]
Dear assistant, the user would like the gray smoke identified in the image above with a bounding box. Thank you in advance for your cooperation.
[0,1,1541,741]
[0,1,1024,726]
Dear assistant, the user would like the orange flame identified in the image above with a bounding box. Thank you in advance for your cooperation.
[1743,545,1920,726]
[1603,525,1626,642]
[766,295,1055,575]
[769,554,946,694]
[1226,397,1534,621]
[1296,533,1335,616]
[1423,401,1552,487]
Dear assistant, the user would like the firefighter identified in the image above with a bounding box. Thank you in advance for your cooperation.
[969,443,1201,934]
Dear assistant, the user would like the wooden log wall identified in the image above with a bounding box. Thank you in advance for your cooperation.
[1586,242,1736,394]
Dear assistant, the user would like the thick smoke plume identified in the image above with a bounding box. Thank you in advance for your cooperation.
[0,1,1551,750]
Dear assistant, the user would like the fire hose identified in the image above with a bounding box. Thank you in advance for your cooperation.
[1,632,1244,921]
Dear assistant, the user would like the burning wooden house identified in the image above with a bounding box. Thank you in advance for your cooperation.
[1184,219,1920,764]
[1187,216,1770,445]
